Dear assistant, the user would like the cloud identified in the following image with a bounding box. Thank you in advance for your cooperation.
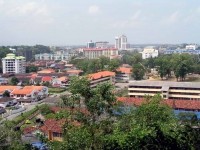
[131,10,141,20]
[88,6,101,15]
[160,11,180,24]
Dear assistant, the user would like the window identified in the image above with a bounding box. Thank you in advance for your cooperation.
[53,132,62,137]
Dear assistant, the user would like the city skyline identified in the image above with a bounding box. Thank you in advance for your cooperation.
[0,0,200,46]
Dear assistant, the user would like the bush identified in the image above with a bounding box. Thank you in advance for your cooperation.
[49,88,67,93]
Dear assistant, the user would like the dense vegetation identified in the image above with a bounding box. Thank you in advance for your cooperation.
[69,56,122,74]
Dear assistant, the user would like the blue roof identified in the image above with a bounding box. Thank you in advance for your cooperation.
[174,110,200,119]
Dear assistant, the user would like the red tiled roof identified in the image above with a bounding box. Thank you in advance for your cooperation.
[117,67,132,74]
[42,76,52,81]
[51,106,90,114]
[88,71,115,80]
[117,97,200,110]
[23,126,38,134]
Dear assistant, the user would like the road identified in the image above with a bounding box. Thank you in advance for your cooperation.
[6,90,72,121]
[115,82,129,89]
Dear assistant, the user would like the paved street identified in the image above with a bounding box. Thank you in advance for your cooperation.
[115,82,129,89]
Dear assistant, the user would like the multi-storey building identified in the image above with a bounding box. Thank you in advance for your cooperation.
[164,49,200,55]
[87,40,95,48]
[88,71,115,88]
[83,47,118,59]
[35,53,72,61]
[140,46,159,59]
[115,35,130,50]
[128,81,200,100]
[2,53,26,74]
[115,67,132,83]
[186,44,198,50]
[95,41,109,48]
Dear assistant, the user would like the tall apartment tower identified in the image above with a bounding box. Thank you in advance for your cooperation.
[2,53,26,74]
[115,35,129,50]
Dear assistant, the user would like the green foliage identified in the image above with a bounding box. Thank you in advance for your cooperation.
[42,81,50,87]
[48,88,67,93]
[26,65,38,73]
[10,76,19,85]
[108,58,122,72]
[132,63,145,80]
[3,90,10,97]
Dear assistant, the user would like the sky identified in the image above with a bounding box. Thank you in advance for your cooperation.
[0,0,200,46]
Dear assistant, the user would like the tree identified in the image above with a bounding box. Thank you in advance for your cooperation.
[26,65,38,73]
[155,56,170,79]
[108,58,122,72]
[3,90,10,97]
[132,63,145,80]
[99,56,110,71]
[10,77,19,85]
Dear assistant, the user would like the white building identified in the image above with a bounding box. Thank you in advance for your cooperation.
[2,53,26,74]
[115,35,130,50]
[140,46,159,59]
[35,53,72,61]
[95,41,109,48]
[186,44,198,50]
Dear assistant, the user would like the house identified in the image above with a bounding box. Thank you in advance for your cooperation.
[38,68,55,74]
[0,86,20,98]
[10,88,37,100]
[41,76,52,84]
[67,70,83,77]
[23,86,48,99]
[52,76,68,87]
[117,97,200,112]
[40,119,65,141]
[115,67,132,83]
[88,71,115,88]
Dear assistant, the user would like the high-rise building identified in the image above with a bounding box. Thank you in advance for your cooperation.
[2,53,26,74]
[115,35,129,50]
[87,40,95,48]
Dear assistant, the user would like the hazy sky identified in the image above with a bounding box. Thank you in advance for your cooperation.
[0,0,200,46]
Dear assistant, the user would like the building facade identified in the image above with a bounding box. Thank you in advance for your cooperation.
[115,35,130,50]
[87,40,95,48]
[88,71,115,88]
[35,53,72,61]
[83,47,118,59]
[2,53,26,74]
[115,67,132,83]
[164,49,200,55]
[186,44,198,50]
[128,81,200,100]
[95,41,109,48]
[140,46,159,59]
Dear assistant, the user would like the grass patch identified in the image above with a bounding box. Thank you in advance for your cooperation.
[20,119,35,131]
[49,88,67,93]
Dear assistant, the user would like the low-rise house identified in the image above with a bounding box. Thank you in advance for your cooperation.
[38,68,55,74]
[88,71,115,88]
[23,86,48,99]
[52,76,68,87]
[67,70,83,77]
[0,86,20,98]
[41,76,52,84]
[10,88,37,100]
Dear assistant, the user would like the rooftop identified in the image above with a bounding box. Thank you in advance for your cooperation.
[129,81,200,89]
[88,71,115,80]
[117,67,132,74]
